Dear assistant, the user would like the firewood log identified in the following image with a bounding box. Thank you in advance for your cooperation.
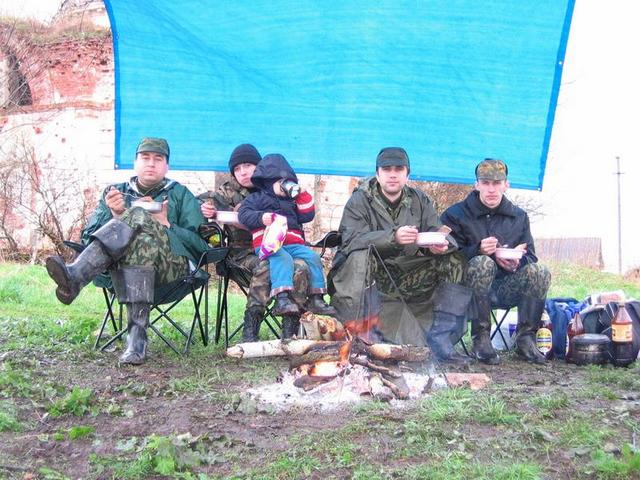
[380,372,410,399]
[227,339,430,362]
[369,373,393,401]
[226,339,337,358]
[293,375,335,391]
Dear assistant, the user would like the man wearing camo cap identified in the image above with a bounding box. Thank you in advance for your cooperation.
[441,158,551,364]
[45,137,208,365]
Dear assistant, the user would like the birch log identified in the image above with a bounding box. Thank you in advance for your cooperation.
[227,339,430,362]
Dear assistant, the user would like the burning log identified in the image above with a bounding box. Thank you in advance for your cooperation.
[227,337,434,401]
[350,356,401,378]
[364,343,430,362]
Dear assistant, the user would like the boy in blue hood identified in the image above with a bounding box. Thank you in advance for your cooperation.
[238,154,336,317]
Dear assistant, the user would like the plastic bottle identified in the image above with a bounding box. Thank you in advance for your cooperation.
[536,311,554,360]
[611,302,635,367]
[565,311,584,363]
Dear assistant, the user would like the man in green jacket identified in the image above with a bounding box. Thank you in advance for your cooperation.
[45,137,208,365]
[329,147,473,364]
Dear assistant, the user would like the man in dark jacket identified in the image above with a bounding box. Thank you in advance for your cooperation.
[441,159,551,364]
[199,144,310,341]
[329,147,472,365]
[45,137,208,365]
[238,153,336,321]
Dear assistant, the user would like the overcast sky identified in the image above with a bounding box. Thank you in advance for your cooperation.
[0,0,60,21]
[524,0,640,273]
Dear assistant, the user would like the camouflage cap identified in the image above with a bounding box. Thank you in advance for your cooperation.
[475,158,508,181]
[376,147,410,169]
[136,137,170,161]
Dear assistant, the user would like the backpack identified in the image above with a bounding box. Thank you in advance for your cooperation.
[545,297,586,359]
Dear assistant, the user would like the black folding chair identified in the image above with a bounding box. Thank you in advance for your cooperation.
[459,303,515,356]
[63,241,228,354]
[214,257,282,348]
[214,230,341,347]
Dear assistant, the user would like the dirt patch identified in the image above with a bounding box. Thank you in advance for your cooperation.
[1,343,639,479]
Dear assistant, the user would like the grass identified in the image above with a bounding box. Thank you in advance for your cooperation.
[2,261,640,479]
[0,263,247,354]
[547,261,640,300]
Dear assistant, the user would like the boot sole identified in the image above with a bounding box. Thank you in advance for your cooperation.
[45,257,76,305]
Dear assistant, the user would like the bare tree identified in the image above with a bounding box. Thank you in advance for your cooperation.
[0,138,96,261]
[408,180,473,215]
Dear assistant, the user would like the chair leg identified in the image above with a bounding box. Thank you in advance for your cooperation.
[490,308,512,349]
[95,289,120,350]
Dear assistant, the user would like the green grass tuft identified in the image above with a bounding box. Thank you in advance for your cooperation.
[0,400,22,432]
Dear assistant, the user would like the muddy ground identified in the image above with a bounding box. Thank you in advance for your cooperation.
[1,340,639,480]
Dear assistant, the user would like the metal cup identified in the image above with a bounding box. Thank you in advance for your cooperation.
[281,180,300,199]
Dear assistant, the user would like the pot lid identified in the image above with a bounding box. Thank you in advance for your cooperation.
[573,333,611,346]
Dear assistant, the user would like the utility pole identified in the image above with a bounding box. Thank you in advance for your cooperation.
[616,156,623,275]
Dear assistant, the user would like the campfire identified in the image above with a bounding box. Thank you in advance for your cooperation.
[227,312,490,409]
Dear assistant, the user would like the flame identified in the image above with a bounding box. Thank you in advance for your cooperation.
[309,361,341,377]
[339,338,351,368]
[343,314,380,342]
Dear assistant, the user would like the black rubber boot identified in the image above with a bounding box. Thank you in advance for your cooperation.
[306,294,338,316]
[427,282,474,365]
[273,292,299,316]
[45,219,136,305]
[241,307,264,342]
[112,266,155,365]
[282,314,301,339]
[515,296,547,364]
[472,293,500,365]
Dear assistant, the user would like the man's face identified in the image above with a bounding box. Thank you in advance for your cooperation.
[376,165,408,198]
[475,179,509,208]
[135,151,169,187]
[233,162,256,188]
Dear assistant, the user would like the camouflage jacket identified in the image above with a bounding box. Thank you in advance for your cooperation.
[198,178,255,254]
[333,177,455,268]
[82,177,208,263]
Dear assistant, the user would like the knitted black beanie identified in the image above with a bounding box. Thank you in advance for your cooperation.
[229,144,261,173]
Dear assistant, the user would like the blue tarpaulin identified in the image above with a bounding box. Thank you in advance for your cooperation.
[104,1,574,190]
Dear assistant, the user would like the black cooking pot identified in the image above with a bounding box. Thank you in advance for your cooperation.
[571,334,611,365]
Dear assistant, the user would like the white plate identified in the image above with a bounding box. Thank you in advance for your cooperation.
[216,210,239,224]
[131,199,163,213]
[495,247,523,260]
[415,231,447,247]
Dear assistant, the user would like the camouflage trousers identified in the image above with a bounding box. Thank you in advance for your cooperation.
[376,251,466,302]
[464,255,551,304]
[228,250,310,312]
[119,208,188,286]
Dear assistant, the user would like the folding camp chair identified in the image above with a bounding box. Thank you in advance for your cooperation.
[459,303,515,356]
[214,255,282,347]
[63,241,228,354]
[214,230,341,347]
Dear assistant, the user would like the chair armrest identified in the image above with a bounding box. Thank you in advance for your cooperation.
[308,230,341,257]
